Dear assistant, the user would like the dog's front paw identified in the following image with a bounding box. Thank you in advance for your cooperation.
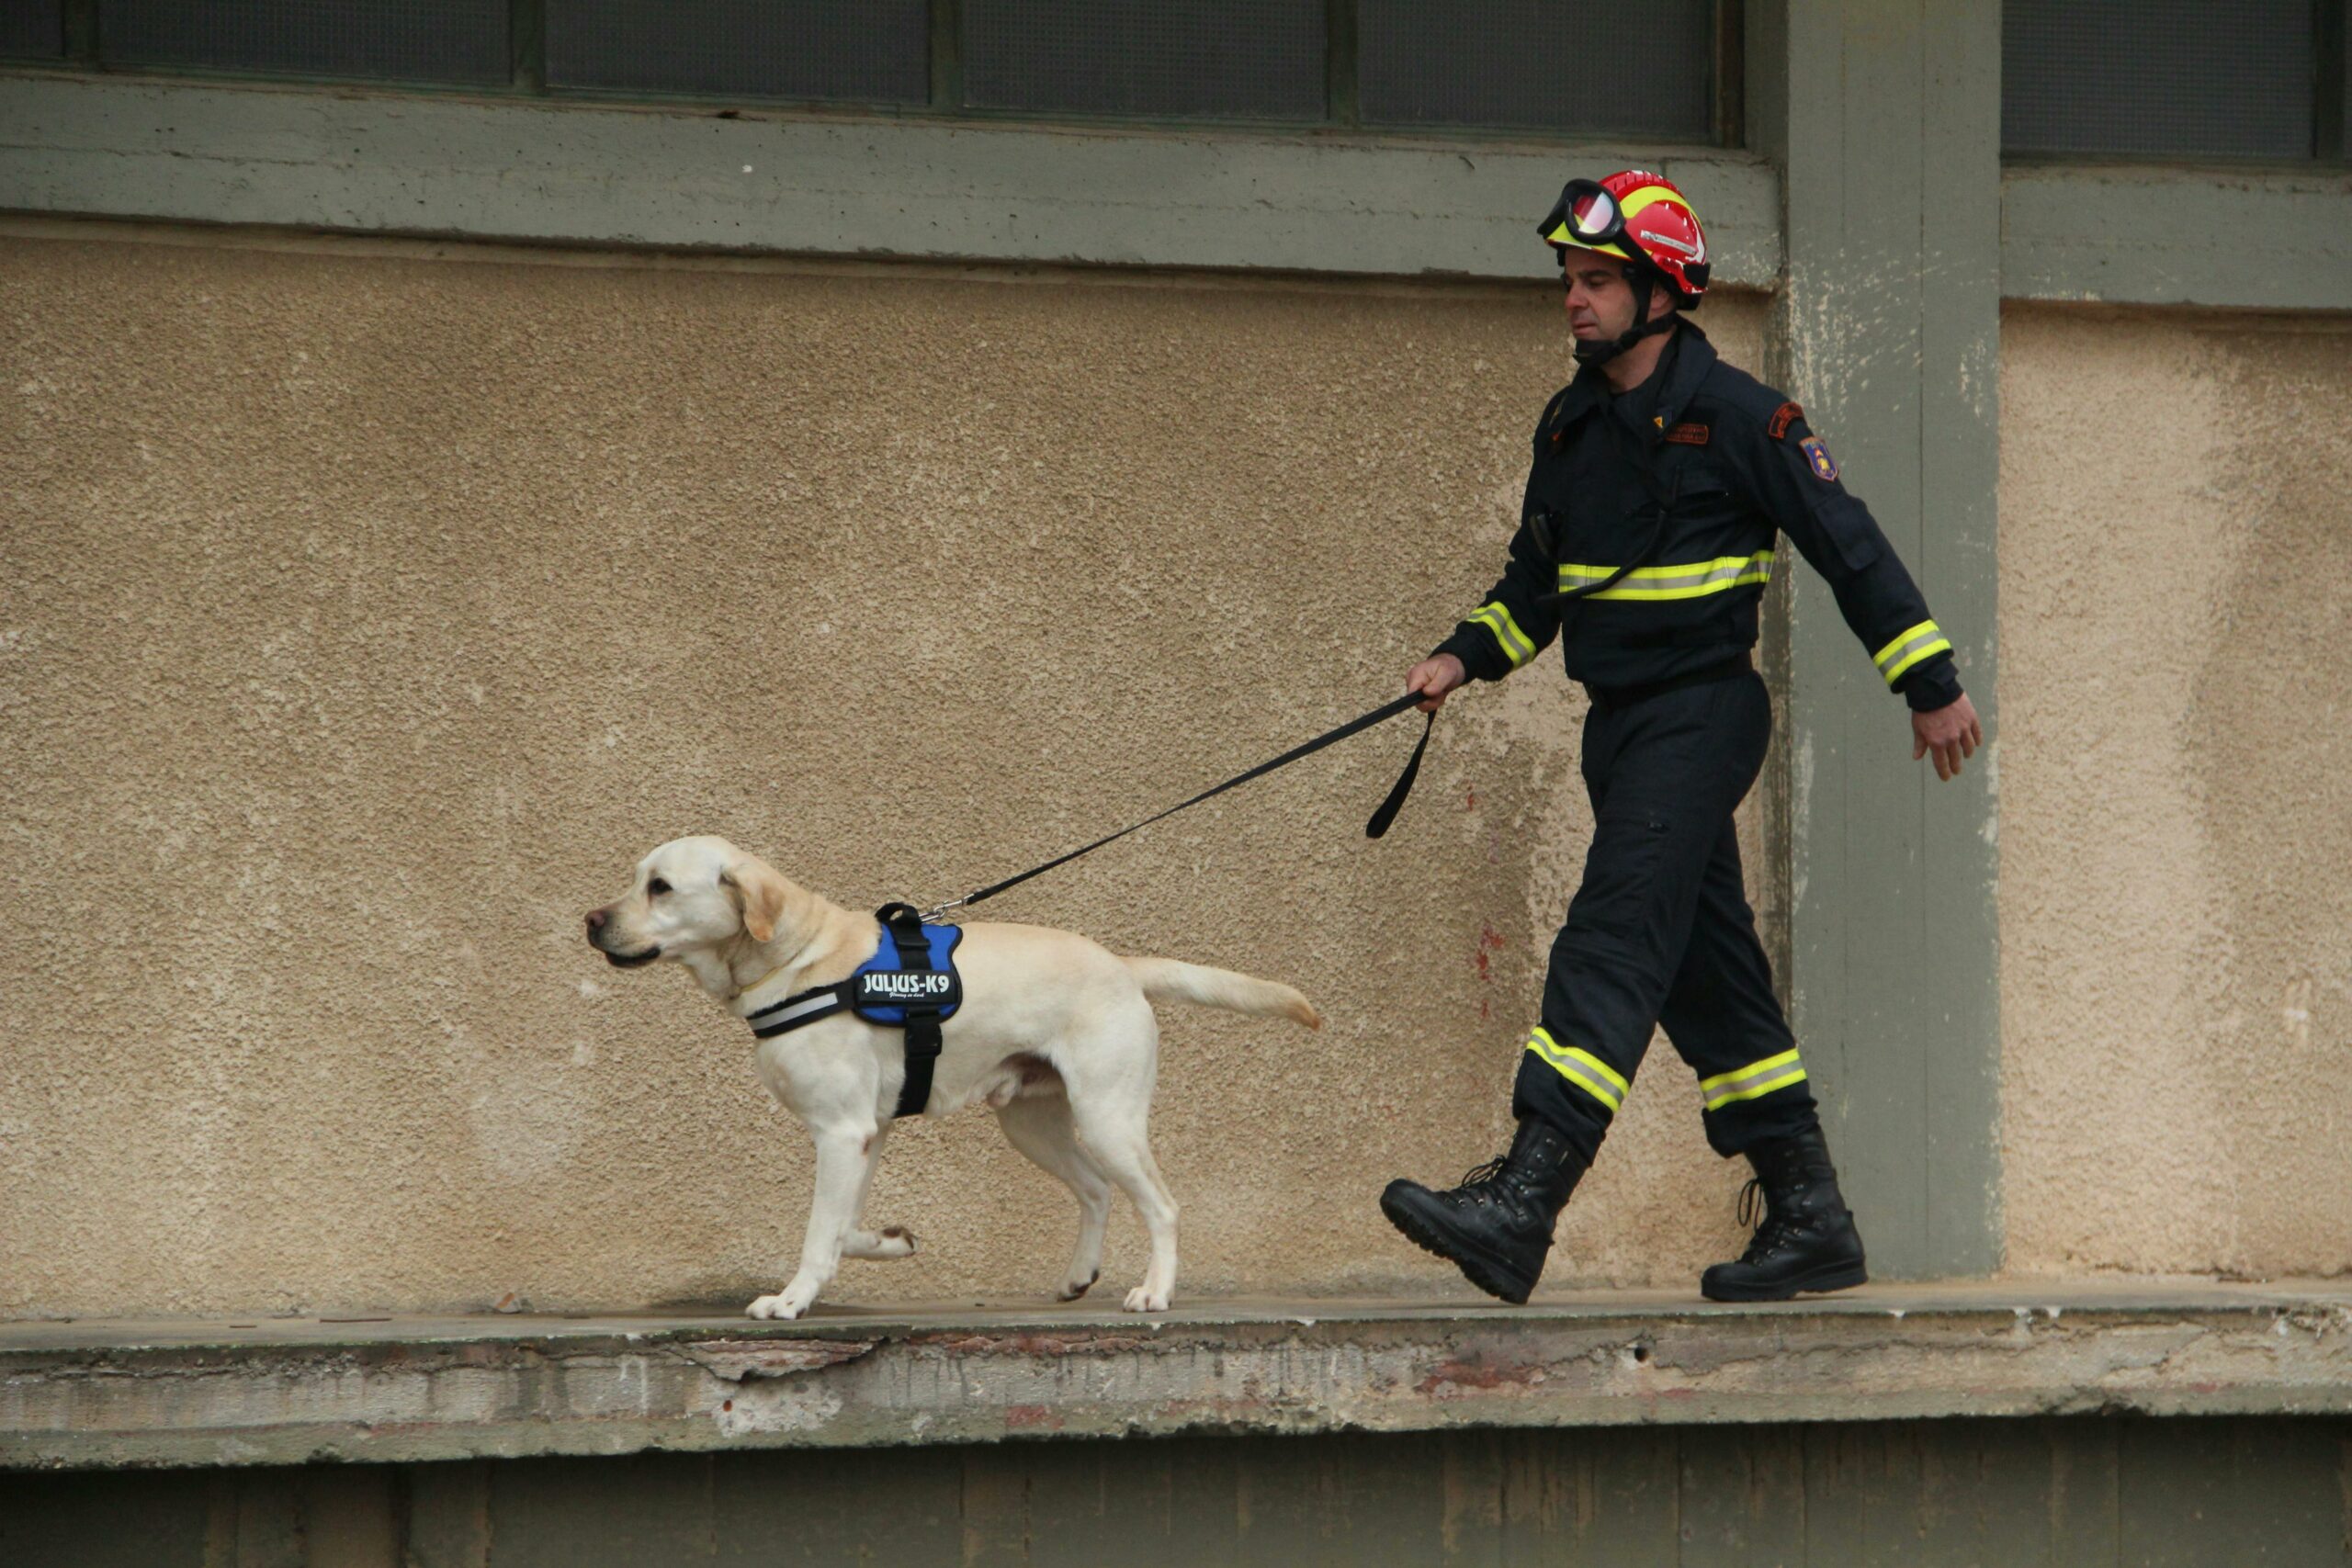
[1121,1285,1170,1314]
[745,1291,811,1321]
[1057,1269,1101,1303]
[873,1225,918,1259]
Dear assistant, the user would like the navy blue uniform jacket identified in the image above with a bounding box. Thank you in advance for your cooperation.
[1434,323,1963,712]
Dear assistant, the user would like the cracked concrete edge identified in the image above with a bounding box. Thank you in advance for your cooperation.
[9,1303,2352,1470]
[0,71,1784,286]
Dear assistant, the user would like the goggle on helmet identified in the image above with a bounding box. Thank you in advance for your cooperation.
[1539,172,1712,307]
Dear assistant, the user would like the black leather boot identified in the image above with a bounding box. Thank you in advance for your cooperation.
[1380,1119,1586,1305]
[1700,1125,1868,1302]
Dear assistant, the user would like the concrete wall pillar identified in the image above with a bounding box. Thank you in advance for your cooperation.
[1750,0,2004,1277]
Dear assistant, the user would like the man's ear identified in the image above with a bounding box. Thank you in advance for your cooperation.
[723,854,790,943]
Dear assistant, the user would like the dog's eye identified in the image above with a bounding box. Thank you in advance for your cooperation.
[647,877,672,896]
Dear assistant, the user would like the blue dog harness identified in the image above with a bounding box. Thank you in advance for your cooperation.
[744,902,965,1120]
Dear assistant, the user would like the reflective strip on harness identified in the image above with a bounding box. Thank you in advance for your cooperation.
[1525,1027,1627,1113]
[747,987,848,1038]
[1555,551,1774,602]
[1873,619,1952,686]
[1699,1048,1807,1111]
[1466,600,1536,668]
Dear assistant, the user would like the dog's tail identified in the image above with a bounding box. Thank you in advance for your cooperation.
[1123,956,1321,1030]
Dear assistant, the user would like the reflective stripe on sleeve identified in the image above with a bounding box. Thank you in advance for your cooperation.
[1698,1048,1808,1111]
[1466,601,1536,668]
[1525,1027,1628,1113]
[1873,620,1952,686]
[1555,551,1774,602]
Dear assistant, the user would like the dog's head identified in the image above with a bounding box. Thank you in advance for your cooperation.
[583,835,793,969]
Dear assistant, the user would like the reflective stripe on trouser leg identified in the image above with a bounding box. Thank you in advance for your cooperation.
[1653,809,1813,1157]
[1515,673,1774,1156]
[1523,1027,1627,1115]
[1699,1049,1807,1111]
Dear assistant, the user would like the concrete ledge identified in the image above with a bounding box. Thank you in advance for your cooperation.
[0,72,1781,285]
[2003,163,2352,310]
[7,1281,2352,1470]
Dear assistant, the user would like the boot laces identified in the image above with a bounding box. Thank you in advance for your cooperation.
[1450,1156,1515,1210]
[1458,1156,1509,1189]
[1735,1177,1794,1261]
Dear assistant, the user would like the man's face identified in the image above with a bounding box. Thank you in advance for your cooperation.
[1558,247,1655,343]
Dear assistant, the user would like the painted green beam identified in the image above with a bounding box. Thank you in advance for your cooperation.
[2004,163,2352,309]
[1754,0,2003,1279]
[0,72,1783,285]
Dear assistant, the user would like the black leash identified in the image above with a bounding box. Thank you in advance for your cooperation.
[922,691,1435,920]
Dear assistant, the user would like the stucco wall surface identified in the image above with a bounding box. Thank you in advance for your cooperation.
[1999,305,2352,1277]
[0,227,1774,1315]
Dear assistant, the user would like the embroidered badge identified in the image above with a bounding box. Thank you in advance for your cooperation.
[1665,423,1710,446]
[1769,400,1804,441]
[1799,434,1838,482]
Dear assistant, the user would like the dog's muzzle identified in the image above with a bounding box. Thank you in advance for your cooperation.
[584,908,661,966]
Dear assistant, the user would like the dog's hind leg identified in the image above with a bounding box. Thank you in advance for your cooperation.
[996,1094,1113,1301]
[748,1123,876,1320]
[1068,1099,1179,1313]
[840,1123,918,1261]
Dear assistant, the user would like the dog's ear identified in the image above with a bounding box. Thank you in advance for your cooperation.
[723,853,790,943]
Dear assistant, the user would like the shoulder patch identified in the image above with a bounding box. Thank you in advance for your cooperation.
[1798,434,1838,483]
[1769,400,1804,441]
[1665,422,1710,446]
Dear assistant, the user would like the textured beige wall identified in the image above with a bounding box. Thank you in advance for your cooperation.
[1999,305,2352,1277]
[0,226,1775,1315]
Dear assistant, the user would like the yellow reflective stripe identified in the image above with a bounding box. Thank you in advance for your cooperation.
[1525,1028,1626,1113]
[1883,636,1953,685]
[1555,552,1774,603]
[1699,1049,1809,1111]
[1872,620,1952,686]
[1466,601,1535,668]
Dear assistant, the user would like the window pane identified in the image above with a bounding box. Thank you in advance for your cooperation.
[0,0,62,59]
[2005,0,2312,161]
[98,0,507,85]
[1359,0,1714,141]
[963,0,1325,120]
[548,0,929,104]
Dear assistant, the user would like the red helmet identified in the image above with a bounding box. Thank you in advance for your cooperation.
[1539,169,1710,307]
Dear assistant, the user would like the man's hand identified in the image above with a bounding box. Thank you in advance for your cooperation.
[1911,694,1984,782]
[1408,653,1468,712]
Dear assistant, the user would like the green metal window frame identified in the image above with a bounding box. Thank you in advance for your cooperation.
[18,0,1747,149]
[1999,0,2351,168]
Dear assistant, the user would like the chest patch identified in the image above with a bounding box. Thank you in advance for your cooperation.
[849,921,964,1024]
[1665,422,1710,446]
[1799,435,1838,483]
[1769,400,1804,441]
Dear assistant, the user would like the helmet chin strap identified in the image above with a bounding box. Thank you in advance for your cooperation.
[1571,262,1679,368]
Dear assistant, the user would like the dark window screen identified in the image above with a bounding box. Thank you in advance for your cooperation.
[963,0,1325,119]
[1359,0,1714,140]
[548,0,928,103]
[2005,0,2312,160]
[99,0,508,84]
[0,0,62,58]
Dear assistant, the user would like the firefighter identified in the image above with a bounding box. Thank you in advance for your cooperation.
[1378,170,1983,1304]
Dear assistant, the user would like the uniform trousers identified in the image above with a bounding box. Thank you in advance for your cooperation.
[1510,668,1820,1163]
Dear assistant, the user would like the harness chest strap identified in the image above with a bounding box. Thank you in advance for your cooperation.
[743,904,964,1121]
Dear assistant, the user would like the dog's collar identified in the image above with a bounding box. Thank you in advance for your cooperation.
[729,964,797,1009]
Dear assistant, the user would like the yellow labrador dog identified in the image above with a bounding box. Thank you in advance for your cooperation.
[585,835,1319,1318]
